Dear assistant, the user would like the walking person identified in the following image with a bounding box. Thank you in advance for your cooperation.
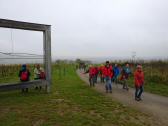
[112,64,120,84]
[121,63,131,91]
[103,61,113,93]
[84,65,96,87]
[99,64,105,83]
[134,65,144,101]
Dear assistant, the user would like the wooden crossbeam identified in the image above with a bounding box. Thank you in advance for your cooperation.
[0,18,50,31]
[0,80,47,91]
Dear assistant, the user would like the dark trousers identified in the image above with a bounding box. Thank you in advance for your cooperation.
[123,79,129,90]
[100,74,104,83]
[95,74,98,83]
[21,80,29,92]
[135,85,144,98]
[89,76,96,87]
[101,77,104,83]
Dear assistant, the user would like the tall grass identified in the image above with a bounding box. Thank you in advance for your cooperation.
[142,61,168,85]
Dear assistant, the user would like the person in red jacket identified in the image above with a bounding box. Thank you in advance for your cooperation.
[99,64,105,83]
[134,65,144,101]
[103,61,113,93]
[84,65,96,87]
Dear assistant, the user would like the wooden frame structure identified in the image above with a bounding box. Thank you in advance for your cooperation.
[0,19,51,93]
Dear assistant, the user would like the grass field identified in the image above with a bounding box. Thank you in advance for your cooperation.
[0,64,159,126]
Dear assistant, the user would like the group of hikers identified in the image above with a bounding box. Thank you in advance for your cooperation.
[83,61,144,101]
[18,62,144,101]
[18,64,46,92]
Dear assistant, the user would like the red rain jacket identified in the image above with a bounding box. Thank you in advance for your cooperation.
[103,65,113,78]
[95,67,99,75]
[99,66,105,77]
[134,70,144,87]
[89,67,96,77]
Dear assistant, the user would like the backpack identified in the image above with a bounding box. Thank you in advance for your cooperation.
[40,72,46,79]
[21,71,28,81]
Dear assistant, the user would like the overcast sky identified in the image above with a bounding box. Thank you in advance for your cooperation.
[0,0,168,60]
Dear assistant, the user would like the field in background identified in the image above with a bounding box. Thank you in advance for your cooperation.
[0,64,44,84]
[0,61,168,96]
[0,64,160,126]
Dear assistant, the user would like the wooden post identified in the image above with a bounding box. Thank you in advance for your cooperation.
[43,26,52,93]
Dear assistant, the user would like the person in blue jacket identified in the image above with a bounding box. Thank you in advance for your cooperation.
[112,64,120,84]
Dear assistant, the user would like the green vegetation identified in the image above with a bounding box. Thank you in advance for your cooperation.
[0,64,158,126]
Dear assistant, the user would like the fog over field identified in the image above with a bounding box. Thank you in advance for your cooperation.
[0,0,168,63]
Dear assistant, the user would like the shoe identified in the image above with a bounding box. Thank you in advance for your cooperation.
[110,90,112,93]
[123,86,126,89]
[135,97,140,101]
[138,97,142,101]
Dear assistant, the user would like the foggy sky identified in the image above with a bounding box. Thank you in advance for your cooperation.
[0,0,168,60]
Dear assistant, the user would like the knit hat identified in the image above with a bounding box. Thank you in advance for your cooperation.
[137,65,142,69]
[22,64,27,71]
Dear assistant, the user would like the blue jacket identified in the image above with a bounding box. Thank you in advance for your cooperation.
[113,66,120,77]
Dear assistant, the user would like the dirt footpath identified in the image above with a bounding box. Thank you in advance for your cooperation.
[77,70,168,126]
